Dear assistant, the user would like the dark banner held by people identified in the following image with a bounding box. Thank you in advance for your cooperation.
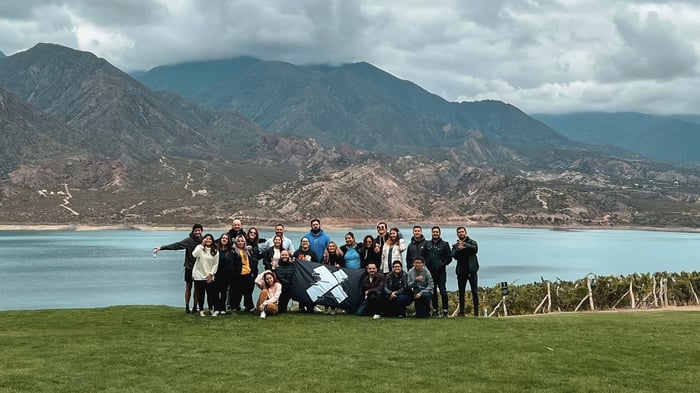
[292,262,365,311]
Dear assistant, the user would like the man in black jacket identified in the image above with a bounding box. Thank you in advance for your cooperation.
[426,226,451,317]
[154,223,203,313]
[381,260,412,317]
[451,226,479,317]
[405,225,427,271]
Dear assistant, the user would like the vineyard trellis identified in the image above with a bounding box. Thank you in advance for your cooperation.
[449,271,700,316]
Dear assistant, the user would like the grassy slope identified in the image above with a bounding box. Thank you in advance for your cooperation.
[1,307,698,393]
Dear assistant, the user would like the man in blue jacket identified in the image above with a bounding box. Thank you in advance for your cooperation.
[303,218,331,261]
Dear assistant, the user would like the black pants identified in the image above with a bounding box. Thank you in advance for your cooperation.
[194,280,217,311]
[381,293,412,317]
[232,274,255,311]
[457,271,479,315]
[430,268,448,312]
[215,271,236,312]
[356,292,383,316]
[278,283,293,313]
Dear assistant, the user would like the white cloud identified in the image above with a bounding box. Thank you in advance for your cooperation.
[0,0,699,115]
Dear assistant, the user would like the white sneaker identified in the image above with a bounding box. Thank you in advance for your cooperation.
[373,314,381,320]
[211,311,219,317]
[260,311,266,319]
[314,306,323,313]
[219,310,226,315]
[199,310,206,317]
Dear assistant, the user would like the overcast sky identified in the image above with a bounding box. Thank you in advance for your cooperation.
[1,0,699,115]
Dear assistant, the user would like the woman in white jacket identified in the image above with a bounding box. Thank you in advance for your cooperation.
[192,233,219,316]
[380,227,406,274]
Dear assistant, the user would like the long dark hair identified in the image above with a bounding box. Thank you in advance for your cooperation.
[362,235,375,249]
[218,233,231,251]
[247,227,260,245]
[202,233,218,256]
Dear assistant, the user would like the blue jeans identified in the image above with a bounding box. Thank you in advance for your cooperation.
[414,292,433,318]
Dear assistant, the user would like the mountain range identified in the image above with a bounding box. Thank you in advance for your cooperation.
[1,43,699,228]
[534,112,700,163]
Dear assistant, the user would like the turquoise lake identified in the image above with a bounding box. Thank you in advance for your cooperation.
[1,227,698,310]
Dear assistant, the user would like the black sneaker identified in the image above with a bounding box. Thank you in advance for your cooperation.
[442,310,449,318]
[431,311,440,317]
[185,305,191,314]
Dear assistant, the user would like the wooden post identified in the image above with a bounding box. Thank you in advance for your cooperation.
[688,274,700,305]
[652,276,658,307]
[629,279,636,309]
[489,298,503,317]
[574,294,589,312]
[502,295,508,316]
[587,275,595,311]
[534,295,548,314]
[611,290,630,310]
[547,282,552,313]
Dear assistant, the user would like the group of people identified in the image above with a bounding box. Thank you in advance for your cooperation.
[153,219,480,319]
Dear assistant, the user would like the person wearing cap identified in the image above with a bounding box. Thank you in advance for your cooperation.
[407,256,434,318]
[381,260,412,317]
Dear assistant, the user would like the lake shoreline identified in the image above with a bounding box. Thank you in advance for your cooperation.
[1,221,699,233]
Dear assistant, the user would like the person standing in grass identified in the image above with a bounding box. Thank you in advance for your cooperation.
[382,260,412,317]
[192,233,219,317]
[275,249,295,313]
[293,237,319,263]
[263,224,295,254]
[425,226,452,317]
[374,222,389,251]
[358,235,380,268]
[255,270,282,318]
[153,223,203,314]
[323,241,345,268]
[246,227,262,274]
[452,226,480,317]
[340,232,362,270]
[322,241,345,314]
[380,228,406,274]
[227,218,246,240]
[356,262,385,319]
[303,218,331,262]
[232,235,257,313]
[263,235,286,271]
[406,225,428,271]
[214,233,240,315]
[407,256,434,318]
[293,237,319,313]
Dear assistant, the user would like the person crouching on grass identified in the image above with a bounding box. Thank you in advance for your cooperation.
[192,233,219,317]
[255,270,282,319]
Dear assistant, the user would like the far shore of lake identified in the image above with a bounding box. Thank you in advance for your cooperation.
[1,221,699,233]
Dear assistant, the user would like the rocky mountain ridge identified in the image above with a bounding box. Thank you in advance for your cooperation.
[1,43,699,228]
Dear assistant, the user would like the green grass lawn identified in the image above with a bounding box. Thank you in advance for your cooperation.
[1,307,698,393]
